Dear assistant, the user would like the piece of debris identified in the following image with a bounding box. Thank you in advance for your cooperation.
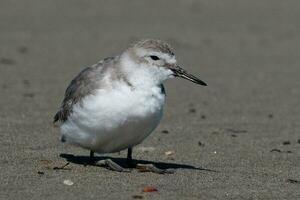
[161,130,169,134]
[297,139,300,144]
[270,149,292,153]
[37,171,44,175]
[63,179,74,186]
[201,115,206,119]
[270,149,281,153]
[231,134,237,137]
[142,186,158,192]
[287,179,300,184]
[165,151,175,156]
[132,195,143,199]
[189,108,196,113]
[283,141,291,145]
[213,151,217,154]
[198,141,205,146]
[53,162,71,170]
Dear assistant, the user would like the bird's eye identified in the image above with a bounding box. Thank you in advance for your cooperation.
[150,55,160,61]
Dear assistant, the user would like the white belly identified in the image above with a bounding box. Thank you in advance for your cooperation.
[60,84,165,153]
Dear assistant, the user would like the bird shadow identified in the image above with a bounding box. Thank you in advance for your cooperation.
[60,153,218,173]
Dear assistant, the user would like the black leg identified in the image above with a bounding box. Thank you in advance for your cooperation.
[90,150,95,162]
[127,147,133,166]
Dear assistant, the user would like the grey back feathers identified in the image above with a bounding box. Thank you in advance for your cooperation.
[53,57,116,123]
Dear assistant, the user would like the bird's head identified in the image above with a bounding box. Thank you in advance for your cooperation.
[121,39,207,86]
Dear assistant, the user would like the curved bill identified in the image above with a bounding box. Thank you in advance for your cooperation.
[170,66,207,86]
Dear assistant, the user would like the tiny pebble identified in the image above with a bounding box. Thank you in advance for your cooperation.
[63,179,74,186]
[213,151,217,154]
[198,141,204,146]
[201,115,206,119]
[282,141,290,145]
[297,139,300,144]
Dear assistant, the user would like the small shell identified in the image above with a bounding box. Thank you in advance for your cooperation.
[164,151,175,156]
[63,179,74,186]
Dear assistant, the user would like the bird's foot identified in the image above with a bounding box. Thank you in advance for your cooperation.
[95,159,130,172]
[95,160,174,174]
[135,163,175,174]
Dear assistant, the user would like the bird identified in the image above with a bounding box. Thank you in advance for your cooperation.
[53,39,207,173]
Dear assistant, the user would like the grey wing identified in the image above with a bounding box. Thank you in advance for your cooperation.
[53,57,114,123]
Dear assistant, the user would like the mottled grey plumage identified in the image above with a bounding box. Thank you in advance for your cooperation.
[53,57,117,123]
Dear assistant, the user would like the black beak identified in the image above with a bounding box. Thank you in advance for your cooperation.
[170,66,207,86]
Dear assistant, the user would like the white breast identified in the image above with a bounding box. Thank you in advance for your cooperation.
[60,83,165,153]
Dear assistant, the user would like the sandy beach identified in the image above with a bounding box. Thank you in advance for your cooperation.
[0,1,299,199]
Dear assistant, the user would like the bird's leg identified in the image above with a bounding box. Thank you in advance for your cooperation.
[127,147,134,167]
[136,163,175,174]
[89,150,95,162]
